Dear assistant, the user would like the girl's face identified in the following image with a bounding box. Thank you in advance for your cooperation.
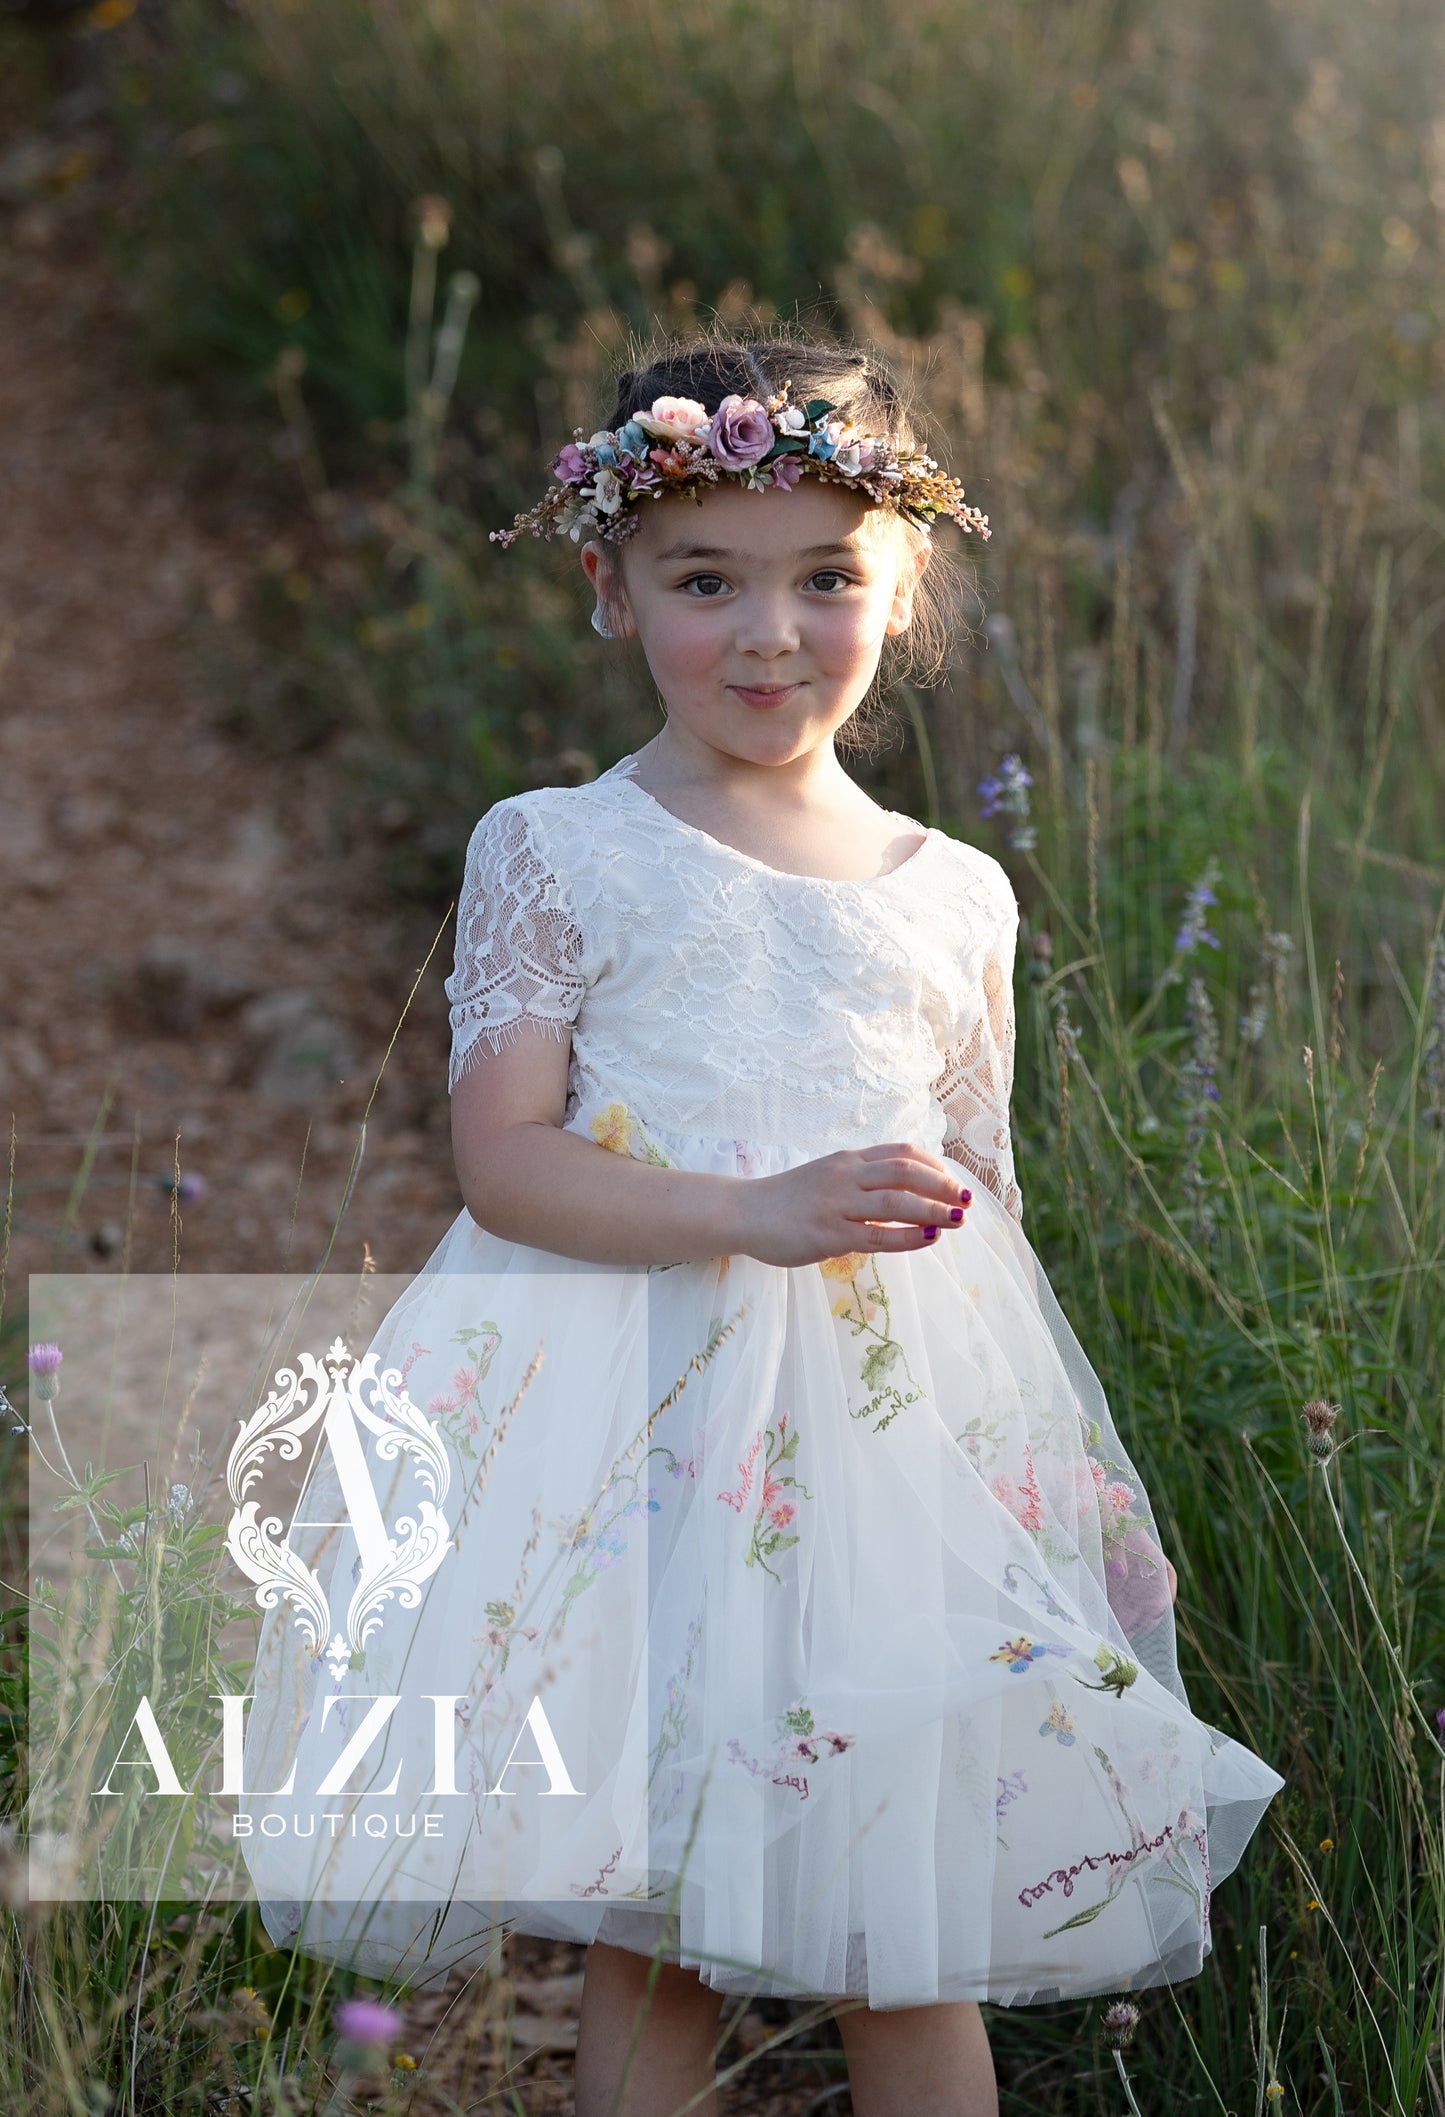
[580,478,927,767]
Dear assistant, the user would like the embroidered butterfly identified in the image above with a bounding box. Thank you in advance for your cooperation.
[989,1634,1075,1673]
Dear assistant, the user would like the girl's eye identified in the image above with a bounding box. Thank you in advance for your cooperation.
[808,570,853,593]
[681,574,729,598]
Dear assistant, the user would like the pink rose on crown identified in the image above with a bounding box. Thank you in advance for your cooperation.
[635,396,712,444]
[708,394,777,470]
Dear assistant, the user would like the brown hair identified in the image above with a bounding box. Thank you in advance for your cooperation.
[597,319,979,760]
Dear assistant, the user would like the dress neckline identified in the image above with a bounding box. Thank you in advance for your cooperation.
[603,754,937,889]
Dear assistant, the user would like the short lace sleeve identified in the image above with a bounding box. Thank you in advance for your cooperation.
[443,798,590,1092]
[930,861,1024,1226]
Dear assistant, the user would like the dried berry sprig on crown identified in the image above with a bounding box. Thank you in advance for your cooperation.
[491,382,991,547]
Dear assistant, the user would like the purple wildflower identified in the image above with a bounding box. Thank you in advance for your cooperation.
[1100,1998,1140,2049]
[334,1998,404,2045]
[1175,860,1222,958]
[977,754,1036,852]
[28,1344,63,1402]
[156,1171,207,1203]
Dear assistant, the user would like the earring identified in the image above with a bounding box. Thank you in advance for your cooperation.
[590,605,613,639]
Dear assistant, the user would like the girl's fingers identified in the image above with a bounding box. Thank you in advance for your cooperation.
[846,1187,968,1226]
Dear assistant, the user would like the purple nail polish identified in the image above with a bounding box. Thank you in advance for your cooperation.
[960,1188,973,1205]
[923,1225,938,1240]
[948,1207,963,1222]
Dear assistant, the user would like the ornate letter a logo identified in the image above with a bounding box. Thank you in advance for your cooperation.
[225,1336,452,1681]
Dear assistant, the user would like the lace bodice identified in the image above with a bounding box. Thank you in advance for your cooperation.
[443,755,1024,1223]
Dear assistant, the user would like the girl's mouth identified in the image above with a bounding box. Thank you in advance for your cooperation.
[730,682,803,709]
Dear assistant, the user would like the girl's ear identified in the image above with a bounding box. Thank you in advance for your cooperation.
[884,531,931,637]
[580,539,637,639]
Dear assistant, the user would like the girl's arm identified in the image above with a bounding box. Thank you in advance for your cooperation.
[452,1028,970,1271]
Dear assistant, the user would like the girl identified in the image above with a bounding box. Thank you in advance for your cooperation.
[241,330,1285,2117]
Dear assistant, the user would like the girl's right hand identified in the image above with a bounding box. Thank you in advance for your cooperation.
[734,1142,973,1269]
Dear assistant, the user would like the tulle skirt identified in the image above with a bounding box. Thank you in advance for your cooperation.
[239,1095,1284,2009]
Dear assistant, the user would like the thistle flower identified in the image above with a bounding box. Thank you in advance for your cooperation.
[1099,1999,1140,2049]
[978,753,1036,852]
[1300,1397,1342,1461]
[334,1998,404,2045]
[27,1344,63,1402]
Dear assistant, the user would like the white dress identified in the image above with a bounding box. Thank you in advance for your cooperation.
[239,750,1285,2010]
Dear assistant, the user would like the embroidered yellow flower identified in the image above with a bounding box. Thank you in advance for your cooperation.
[590,1099,673,1167]
[592,1102,633,1154]
[819,1252,869,1282]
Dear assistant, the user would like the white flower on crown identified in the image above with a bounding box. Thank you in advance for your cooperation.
[776,404,809,434]
[591,467,624,514]
[634,396,712,444]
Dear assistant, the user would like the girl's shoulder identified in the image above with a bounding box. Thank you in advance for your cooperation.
[463,771,630,860]
[930,828,1020,926]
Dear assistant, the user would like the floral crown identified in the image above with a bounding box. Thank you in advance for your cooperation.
[490,380,991,548]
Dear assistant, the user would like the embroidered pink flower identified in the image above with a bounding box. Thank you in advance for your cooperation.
[427,1391,458,1416]
[1090,1459,1108,1491]
[707,394,776,469]
[768,1500,796,1529]
[1105,1480,1134,1515]
[452,1365,479,1397]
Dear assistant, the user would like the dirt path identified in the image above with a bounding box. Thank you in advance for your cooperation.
[0,211,461,1298]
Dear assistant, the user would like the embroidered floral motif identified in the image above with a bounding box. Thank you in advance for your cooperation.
[990,1439,1047,1534]
[995,1768,1028,1821]
[648,1609,705,1818]
[1039,1698,1078,1746]
[988,1634,1075,1674]
[727,1698,856,1800]
[478,1596,540,1676]
[744,1409,813,1583]
[421,1320,503,1461]
[818,1252,927,1432]
[591,1098,673,1166]
[716,1432,765,1513]
[1001,1560,1081,1627]
[1075,1642,1140,1698]
[552,1470,661,1622]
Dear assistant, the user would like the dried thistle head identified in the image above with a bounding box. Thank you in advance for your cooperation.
[1300,1397,1342,1459]
[1099,1999,1141,2049]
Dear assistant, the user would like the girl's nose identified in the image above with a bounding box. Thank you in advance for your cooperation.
[732,593,801,657]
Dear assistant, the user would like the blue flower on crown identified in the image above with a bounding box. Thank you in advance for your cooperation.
[591,441,620,467]
[616,420,649,459]
[808,427,839,461]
